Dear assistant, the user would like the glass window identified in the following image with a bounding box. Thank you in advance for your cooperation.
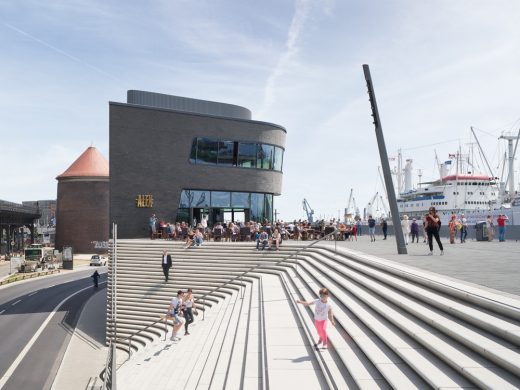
[238,143,257,168]
[273,147,283,171]
[196,137,218,164]
[176,208,189,223]
[218,140,235,166]
[265,193,273,222]
[250,193,265,222]
[257,144,274,169]
[189,138,198,163]
[211,191,230,207]
[232,192,250,208]
[179,190,210,208]
[192,190,210,208]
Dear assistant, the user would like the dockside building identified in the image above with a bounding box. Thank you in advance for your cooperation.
[110,91,286,239]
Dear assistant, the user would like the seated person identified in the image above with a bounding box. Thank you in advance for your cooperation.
[184,228,195,248]
[212,223,223,241]
[256,230,269,250]
[270,228,281,250]
[193,229,204,246]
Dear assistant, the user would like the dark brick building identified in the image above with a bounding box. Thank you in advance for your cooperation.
[110,91,286,238]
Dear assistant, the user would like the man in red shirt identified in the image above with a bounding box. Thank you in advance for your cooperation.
[497,214,509,242]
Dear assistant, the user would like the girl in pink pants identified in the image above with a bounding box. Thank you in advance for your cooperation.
[297,288,336,349]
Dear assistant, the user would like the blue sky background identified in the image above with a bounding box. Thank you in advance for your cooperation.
[1,0,519,221]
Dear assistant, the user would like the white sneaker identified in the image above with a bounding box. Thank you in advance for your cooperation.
[427,251,433,256]
[440,250,444,256]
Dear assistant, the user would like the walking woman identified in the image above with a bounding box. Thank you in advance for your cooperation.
[426,207,444,255]
[448,215,457,244]
[297,288,336,350]
[183,288,197,335]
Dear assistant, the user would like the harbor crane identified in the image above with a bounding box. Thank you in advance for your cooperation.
[302,198,314,224]
[366,192,378,217]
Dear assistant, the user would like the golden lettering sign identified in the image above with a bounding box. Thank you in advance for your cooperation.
[136,194,154,208]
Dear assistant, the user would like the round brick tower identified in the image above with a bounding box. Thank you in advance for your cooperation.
[55,146,109,253]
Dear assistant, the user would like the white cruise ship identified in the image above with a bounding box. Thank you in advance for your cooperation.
[395,155,519,225]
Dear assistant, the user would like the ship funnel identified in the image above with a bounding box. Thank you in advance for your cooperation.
[440,163,449,179]
[404,159,413,192]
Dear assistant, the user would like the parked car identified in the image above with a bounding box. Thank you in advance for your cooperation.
[90,255,107,266]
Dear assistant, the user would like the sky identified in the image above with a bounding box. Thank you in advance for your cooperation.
[1,0,520,221]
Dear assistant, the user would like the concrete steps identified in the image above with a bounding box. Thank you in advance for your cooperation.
[107,239,520,389]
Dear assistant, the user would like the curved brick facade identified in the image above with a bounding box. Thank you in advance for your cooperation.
[54,179,109,253]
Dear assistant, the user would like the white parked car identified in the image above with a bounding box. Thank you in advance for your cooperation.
[90,255,107,266]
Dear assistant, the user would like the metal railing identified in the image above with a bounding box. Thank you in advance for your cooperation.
[101,341,117,390]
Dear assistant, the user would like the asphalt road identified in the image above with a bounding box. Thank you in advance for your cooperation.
[0,268,107,390]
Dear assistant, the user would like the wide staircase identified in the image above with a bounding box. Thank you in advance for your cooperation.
[107,238,520,389]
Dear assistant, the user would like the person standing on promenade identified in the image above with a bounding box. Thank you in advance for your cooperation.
[161,250,172,282]
[497,214,509,242]
[297,288,336,350]
[401,215,410,245]
[183,288,198,335]
[459,213,468,243]
[426,207,444,255]
[486,215,494,241]
[448,215,457,244]
[356,219,362,236]
[149,214,158,239]
[410,218,419,243]
[381,219,388,240]
[367,215,376,242]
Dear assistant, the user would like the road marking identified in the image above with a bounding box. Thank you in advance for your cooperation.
[0,281,106,388]
[11,300,21,306]
[0,310,5,315]
[28,291,38,297]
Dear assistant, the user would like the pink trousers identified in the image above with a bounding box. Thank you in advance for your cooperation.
[315,319,328,345]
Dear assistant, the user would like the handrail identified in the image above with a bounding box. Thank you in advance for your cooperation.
[101,341,117,390]
[199,228,338,319]
[112,228,338,349]
[114,315,168,347]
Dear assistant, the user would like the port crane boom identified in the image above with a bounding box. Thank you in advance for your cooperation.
[302,198,314,224]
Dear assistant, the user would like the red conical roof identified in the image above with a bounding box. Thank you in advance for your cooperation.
[57,146,109,179]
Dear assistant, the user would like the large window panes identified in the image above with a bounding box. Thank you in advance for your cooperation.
[180,190,210,208]
[232,192,250,208]
[238,143,257,168]
[218,141,235,166]
[257,144,274,170]
[264,194,273,222]
[196,138,218,164]
[176,208,189,223]
[211,191,231,207]
[250,193,265,222]
[274,147,283,171]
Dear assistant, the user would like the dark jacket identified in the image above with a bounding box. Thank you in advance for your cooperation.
[161,254,172,268]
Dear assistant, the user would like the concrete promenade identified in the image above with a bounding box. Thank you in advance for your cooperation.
[320,233,520,297]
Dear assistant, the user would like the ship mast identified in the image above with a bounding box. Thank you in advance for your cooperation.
[499,130,520,200]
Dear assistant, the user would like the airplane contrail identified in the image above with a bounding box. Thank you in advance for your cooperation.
[3,22,123,83]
